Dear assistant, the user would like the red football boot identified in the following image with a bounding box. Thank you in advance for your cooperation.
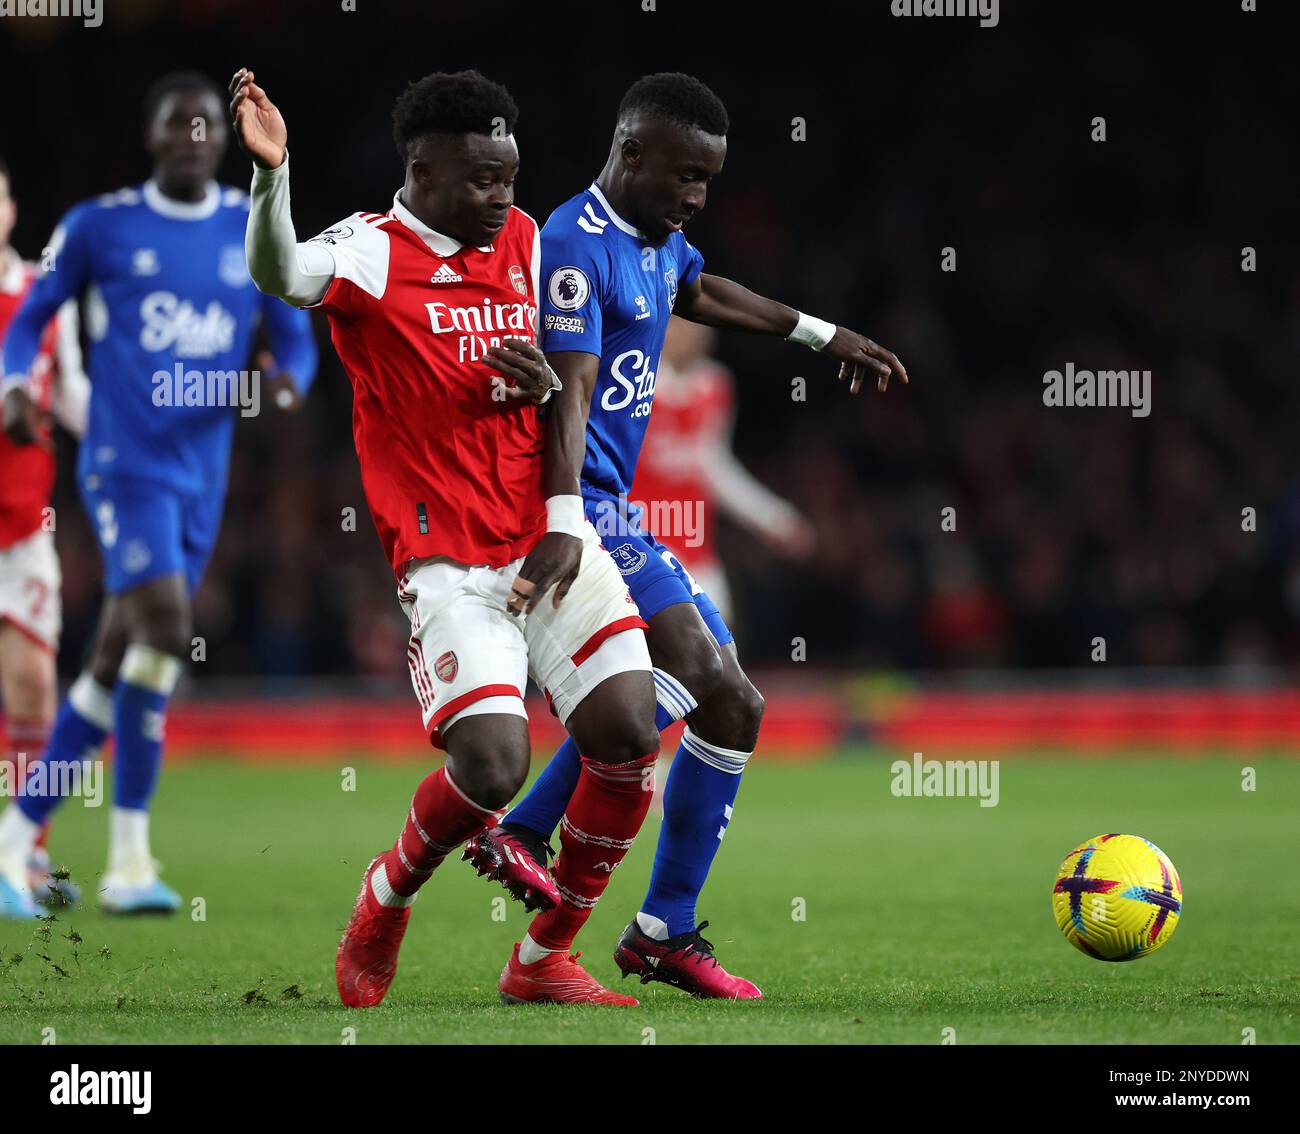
[499,943,640,1006]
[462,825,560,912]
[614,919,763,1000]
[336,856,412,1008]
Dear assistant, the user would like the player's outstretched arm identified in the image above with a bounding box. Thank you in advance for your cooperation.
[675,271,908,395]
[231,68,335,308]
[705,429,815,559]
[502,351,599,617]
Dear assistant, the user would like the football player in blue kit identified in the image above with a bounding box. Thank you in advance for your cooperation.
[0,71,316,917]
[469,73,907,998]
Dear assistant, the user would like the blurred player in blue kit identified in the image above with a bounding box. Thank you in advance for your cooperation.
[0,71,316,917]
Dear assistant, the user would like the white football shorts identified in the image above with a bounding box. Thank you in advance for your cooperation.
[0,528,61,652]
[398,523,650,748]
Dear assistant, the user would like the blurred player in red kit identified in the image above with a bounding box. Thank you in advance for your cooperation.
[631,316,814,620]
[232,67,664,1006]
[0,156,89,914]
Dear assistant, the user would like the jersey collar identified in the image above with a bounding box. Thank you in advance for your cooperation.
[587,182,645,239]
[390,191,494,256]
[142,180,220,221]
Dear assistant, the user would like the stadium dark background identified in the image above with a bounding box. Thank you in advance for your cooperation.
[2,0,1296,684]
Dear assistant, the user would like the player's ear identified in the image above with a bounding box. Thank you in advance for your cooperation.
[620,136,644,170]
[409,156,433,189]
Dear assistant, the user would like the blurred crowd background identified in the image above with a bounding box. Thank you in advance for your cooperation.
[2,0,1296,683]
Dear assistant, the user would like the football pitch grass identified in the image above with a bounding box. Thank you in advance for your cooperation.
[1,751,1296,1045]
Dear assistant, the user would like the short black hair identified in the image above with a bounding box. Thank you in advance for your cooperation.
[391,70,519,159]
[617,73,728,137]
[142,70,224,127]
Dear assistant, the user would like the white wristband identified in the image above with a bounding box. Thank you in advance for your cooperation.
[1,374,29,399]
[786,311,836,352]
[546,494,585,537]
[537,370,563,405]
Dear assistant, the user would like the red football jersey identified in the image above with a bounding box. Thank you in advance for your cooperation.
[0,256,59,550]
[311,197,546,575]
[630,359,733,567]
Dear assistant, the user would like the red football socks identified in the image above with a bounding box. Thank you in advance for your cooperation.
[527,752,658,952]
[6,716,52,849]
[381,766,501,898]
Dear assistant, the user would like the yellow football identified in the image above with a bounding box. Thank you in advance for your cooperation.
[1052,834,1182,961]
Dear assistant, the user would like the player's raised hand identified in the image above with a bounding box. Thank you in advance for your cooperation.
[507,532,582,617]
[761,512,817,561]
[823,326,909,394]
[485,338,561,404]
[2,386,45,446]
[229,68,287,171]
[256,350,302,412]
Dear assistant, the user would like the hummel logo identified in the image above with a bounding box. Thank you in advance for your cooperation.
[594,861,619,873]
[430,264,463,284]
[131,248,160,276]
[577,202,609,236]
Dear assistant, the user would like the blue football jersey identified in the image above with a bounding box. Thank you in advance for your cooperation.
[539,183,704,499]
[1,181,317,496]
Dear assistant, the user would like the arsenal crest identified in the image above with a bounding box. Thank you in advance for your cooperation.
[509,264,528,295]
[434,650,459,683]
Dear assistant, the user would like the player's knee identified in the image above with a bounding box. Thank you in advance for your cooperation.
[734,681,766,741]
[132,602,192,658]
[446,743,529,811]
[709,675,765,751]
[89,646,125,690]
[584,711,661,766]
[3,656,56,718]
[661,640,724,705]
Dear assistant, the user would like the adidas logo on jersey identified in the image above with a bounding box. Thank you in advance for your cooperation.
[430,264,464,284]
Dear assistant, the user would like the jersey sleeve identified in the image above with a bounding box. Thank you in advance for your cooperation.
[245,157,337,308]
[1,203,94,385]
[539,225,607,357]
[307,214,392,318]
[679,236,705,289]
[260,291,319,393]
[49,299,90,437]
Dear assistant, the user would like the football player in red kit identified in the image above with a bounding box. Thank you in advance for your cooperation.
[631,316,815,619]
[233,67,663,1006]
[0,156,89,914]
